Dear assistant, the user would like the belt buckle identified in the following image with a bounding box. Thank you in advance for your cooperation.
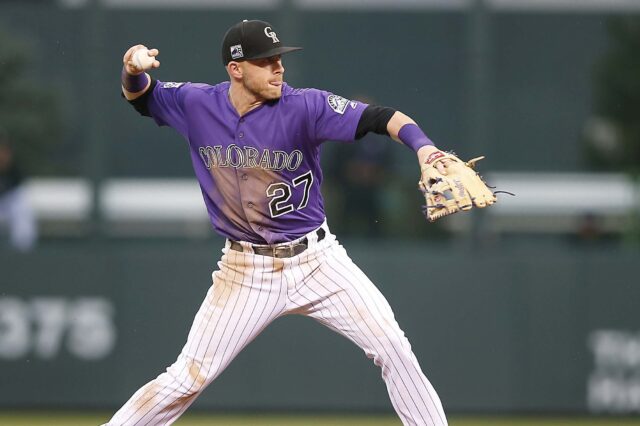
[273,245,295,258]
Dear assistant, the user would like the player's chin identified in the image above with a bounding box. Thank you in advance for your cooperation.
[264,83,282,100]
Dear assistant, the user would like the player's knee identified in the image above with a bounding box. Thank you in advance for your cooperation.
[371,331,415,365]
[154,371,207,397]
[382,327,412,351]
[160,358,209,395]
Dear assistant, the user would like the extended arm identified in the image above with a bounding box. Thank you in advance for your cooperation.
[385,111,441,166]
[355,105,444,171]
[354,105,496,221]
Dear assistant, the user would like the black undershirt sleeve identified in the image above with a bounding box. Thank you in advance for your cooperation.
[355,104,396,140]
[121,78,157,117]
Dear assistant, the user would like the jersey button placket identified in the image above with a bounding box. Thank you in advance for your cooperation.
[237,117,245,141]
[235,118,258,233]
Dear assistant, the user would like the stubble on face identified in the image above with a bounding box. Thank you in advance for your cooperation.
[240,57,284,102]
[242,74,281,101]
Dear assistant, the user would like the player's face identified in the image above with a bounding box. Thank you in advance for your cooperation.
[240,55,284,101]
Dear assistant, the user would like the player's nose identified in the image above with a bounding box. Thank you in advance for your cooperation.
[273,59,284,74]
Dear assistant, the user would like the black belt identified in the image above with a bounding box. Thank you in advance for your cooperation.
[230,228,326,258]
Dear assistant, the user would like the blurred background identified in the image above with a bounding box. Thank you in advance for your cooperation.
[1,0,639,425]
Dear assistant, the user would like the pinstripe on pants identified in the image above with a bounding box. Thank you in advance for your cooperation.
[106,224,447,426]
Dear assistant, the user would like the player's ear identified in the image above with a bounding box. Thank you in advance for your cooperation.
[227,61,243,79]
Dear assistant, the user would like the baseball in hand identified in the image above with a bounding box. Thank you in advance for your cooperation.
[132,49,155,70]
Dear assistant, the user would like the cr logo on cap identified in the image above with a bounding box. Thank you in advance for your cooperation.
[264,26,280,43]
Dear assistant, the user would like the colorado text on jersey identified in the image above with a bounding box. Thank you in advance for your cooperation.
[198,144,304,171]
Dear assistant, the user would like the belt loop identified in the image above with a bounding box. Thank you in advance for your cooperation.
[320,219,329,240]
[236,240,254,254]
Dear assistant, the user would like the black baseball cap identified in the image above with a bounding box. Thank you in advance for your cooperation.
[221,19,302,65]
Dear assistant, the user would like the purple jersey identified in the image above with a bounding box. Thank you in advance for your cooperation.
[145,80,367,244]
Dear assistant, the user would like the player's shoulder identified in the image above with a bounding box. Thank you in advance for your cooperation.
[280,84,329,109]
[281,84,312,96]
[193,81,231,96]
[281,84,354,114]
[281,84,324,99]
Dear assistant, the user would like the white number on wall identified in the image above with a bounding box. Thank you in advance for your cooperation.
[0,297,116,360]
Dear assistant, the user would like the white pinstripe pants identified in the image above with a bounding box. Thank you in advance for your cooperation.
[106,224,447,426]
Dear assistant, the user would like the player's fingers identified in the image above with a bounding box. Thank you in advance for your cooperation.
[148,48,159,57]
[123,44,147,63]
[125,59,143,75]
[123,45,140,61]
[152,60,161,68]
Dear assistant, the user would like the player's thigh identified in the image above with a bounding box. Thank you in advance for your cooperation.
[180,250,286,361]
[306,242,408,350]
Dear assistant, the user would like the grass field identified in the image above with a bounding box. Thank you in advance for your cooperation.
[0,413,638,426]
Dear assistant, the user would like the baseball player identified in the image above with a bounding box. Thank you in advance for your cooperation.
[107,19,460,426]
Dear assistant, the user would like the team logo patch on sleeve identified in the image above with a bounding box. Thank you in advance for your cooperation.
[162,82,184,89]
[327,95,350,115]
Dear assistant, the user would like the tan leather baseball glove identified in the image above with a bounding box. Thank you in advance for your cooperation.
[419,151,497,222]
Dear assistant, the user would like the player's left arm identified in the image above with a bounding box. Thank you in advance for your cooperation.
[355,106,443,171]
[385,111,441,167]
[356,105,497,221]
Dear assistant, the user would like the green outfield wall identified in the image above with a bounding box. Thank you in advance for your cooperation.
[1,239,638,414]
[0,3,618,177]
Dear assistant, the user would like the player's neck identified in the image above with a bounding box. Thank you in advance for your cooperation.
[228,84,263,117]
